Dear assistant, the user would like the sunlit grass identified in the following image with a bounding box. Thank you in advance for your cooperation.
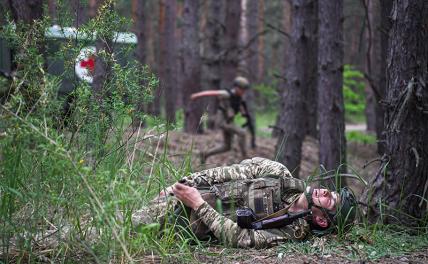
[279,225,428,261]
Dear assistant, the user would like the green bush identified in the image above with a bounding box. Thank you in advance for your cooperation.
[346,131,376,144]
[343,65,366,123]
[0,4,195,263]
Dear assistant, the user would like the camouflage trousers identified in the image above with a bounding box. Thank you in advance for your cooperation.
[201,123,247,162]
[131,195,179,227]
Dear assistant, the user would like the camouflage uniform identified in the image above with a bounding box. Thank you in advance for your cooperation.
[132,157,310,248]
[202,91,248,161]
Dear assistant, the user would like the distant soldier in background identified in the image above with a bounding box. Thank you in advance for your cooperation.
[190,76,256,164]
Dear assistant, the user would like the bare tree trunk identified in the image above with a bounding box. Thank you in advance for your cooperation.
[304,0,318,138]
[272,0,291,138]
[131,0,146,126]
[257,0,265,82]
[70,0,88,27]
[374,0,392,155]
[275,0,317,177]
[221,0,241,90]
[241,0,258,144]
[159,0,177,123]
[201,0,223,129]
[363,0,428,224]
[317,0,347,185]
[7,0,43,24]
[47,0,57,24]
[364,0,389,155]
[181,0,202,134]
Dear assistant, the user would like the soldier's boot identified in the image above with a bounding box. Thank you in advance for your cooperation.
[238,133,247,158]
[199,151,207,165]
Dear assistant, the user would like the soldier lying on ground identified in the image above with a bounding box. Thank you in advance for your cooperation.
[132,157,357,248]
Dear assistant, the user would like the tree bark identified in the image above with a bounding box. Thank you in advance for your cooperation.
[69,0,89,27]
[159,0,177,123]
[7,0,43,24]
[221,0,241,90]
[363,0,428,224]
[303,0,318,138]
[131,0,146,126]
[201,0,223,129]
[275,0,317,177]
[181,0,203,134]
[317,0,347,185]
[257,0,265,82]
[47,0,57,24]
[365,0,391,154]
[241,0,258,144]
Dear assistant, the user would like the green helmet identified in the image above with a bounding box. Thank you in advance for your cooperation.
[233,76,250,89]
[331,187,357,227]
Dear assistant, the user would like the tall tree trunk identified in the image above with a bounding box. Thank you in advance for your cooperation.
[181,0,202,134]
[272,0,291,138]
[275,0,317,177]
[159,0,177,123]
[48,0,57,24]
[7,0,43,24]
[70,0,89,27]
[257,0,265,82]
[375,0,393,155]
[364,0,390,155]
[317,0,347,185]
[131,0,146,126]
[304,0,318,138]
[221,0,241,90]
[241,0,258,144]
[363,0,428,224]
[365,0,377,132]
[201,0,223,129]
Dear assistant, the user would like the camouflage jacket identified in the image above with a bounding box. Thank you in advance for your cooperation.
[181,157,310,248]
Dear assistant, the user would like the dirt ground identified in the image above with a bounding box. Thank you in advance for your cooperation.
[150,129,377,196]
[139,129,428,263]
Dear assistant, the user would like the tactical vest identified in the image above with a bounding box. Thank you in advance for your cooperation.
[184,176,286,240]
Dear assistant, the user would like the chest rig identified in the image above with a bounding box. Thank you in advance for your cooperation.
[182,176,294,239]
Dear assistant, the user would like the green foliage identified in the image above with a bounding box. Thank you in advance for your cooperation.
[0,4,196,263]
[346,131,377,144]
[279,225,428,261]
[343,65,366,122]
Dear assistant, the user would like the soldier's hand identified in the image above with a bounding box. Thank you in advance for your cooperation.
[173,183,204,210]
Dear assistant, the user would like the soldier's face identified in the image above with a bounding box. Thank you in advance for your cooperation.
[234,87,246,96]
[311,188,338,211]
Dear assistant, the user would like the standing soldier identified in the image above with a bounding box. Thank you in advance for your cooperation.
[190,76,256,164]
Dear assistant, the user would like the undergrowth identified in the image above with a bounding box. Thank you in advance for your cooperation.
[0,2,200,263]
[279,225,428,261]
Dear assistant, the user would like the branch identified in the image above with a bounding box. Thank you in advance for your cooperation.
[410,147,420,168]
[363,72,382,101]
[265,22,291,39]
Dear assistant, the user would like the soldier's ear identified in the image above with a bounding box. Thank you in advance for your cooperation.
[314,215,328,228]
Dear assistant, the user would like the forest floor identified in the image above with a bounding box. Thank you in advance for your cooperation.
[138,127,428,264]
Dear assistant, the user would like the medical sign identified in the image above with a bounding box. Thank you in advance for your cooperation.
[75,46,96,83]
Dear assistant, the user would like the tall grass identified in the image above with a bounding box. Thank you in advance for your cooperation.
[0,4,199,263]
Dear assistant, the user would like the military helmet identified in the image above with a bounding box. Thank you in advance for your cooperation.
[331,187,357,227]
[233,76,250,89]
